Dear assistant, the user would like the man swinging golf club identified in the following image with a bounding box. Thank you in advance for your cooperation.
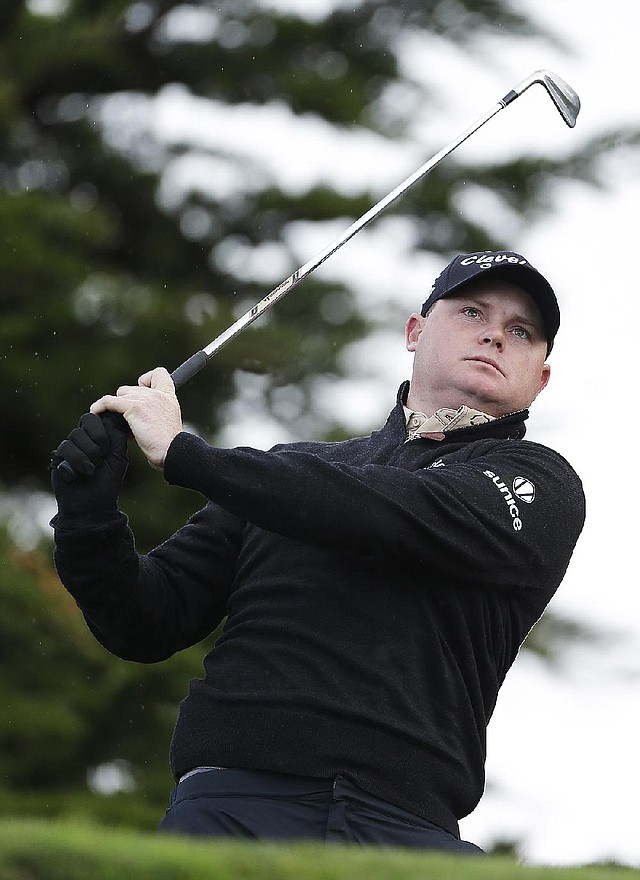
[50,249,585,852]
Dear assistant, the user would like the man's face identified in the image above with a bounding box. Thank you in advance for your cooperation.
[405,280,551,418]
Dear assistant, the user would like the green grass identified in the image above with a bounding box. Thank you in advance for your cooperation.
[0,819,636,880]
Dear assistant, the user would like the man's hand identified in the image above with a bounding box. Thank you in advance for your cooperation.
[90,367,183,469]
[50,412,129,518]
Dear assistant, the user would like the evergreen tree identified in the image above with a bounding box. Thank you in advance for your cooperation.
[0,0,619,828]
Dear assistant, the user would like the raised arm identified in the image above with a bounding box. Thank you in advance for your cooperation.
[50,410,243,663]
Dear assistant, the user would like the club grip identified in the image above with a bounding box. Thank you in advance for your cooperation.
[170,351,208,390]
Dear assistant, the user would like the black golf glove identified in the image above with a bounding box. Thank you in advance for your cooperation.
[50,412,129,520]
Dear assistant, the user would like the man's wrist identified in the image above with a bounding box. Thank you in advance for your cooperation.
[162,430,186,473]
[51,507,123,531]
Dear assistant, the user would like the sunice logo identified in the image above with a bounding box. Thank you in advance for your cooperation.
[483,470,536,531]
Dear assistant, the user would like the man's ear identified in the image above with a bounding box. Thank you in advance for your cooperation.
[405,313,425,352]
[534,363,551,400]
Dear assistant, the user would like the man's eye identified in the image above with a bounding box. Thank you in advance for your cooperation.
[512,326,531,339]
[462,306,480,317]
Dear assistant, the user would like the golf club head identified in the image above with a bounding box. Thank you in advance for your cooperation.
[513,70,580,127]
[536,70,580,127]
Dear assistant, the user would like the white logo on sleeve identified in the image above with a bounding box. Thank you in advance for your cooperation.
[483,470,536,531]
[512,476,536,503]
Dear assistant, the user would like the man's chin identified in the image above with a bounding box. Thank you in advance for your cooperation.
[454,382,504,417]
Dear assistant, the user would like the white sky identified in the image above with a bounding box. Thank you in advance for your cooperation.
[150,1,640,865]
[441,1,640,865]
[24,0,640,866]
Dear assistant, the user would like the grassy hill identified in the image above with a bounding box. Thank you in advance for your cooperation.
[0,819,636,880]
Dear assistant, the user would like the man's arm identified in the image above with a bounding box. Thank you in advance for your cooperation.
[50,407,242,663]
[164,431,585,596]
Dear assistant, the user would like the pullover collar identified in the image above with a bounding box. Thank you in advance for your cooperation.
[385,382,529,444]
[404,405,494,441]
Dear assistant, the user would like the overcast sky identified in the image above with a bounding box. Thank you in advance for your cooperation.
[449,1,640,865]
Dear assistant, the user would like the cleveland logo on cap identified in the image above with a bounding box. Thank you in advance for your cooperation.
[459,253,529,269]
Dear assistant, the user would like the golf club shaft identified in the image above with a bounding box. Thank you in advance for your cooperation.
[170,101,507,389]
[170,68,580,389]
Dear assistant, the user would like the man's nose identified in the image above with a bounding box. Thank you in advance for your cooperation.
[480,325,504,349]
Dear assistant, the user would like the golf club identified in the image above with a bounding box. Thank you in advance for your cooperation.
[57,69,579,480]
[169,69,579,390]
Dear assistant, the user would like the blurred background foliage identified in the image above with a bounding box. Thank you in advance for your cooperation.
[0,0,617,832]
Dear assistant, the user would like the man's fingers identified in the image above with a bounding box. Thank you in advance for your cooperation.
[50,411,129,481]
[138,367,175,392]
[90,369,175,416]
[52,413,112,476]
[53,439,94,477]
[78,412,111,456]
[90,394,128,416]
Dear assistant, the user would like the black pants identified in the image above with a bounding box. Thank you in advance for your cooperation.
[158,768,483,854]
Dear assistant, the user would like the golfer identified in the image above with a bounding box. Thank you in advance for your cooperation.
[50,250,585,853]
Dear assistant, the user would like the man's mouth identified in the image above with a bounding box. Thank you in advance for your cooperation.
[465,356,505,376]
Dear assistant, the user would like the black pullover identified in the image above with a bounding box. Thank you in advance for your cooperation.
[51,382,585,836]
